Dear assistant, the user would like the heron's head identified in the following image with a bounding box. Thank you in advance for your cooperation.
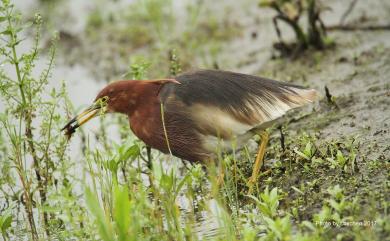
[61,79,180,139]
[61,81,134,138]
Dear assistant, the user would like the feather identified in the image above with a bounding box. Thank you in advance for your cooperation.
[159,69,317,140]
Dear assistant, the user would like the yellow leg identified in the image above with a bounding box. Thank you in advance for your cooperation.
[248,131,269,195]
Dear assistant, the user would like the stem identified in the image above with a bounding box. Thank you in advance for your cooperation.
[276,14,308,49]
[2,122,38,240]
[6,7,51,238]
[5,9,40,240]
[160,103,172,156]
[340,0,358,25]
[7,17,26,105]
[307,0,324,48]
[271,3,308,49]
[327,24,390,31]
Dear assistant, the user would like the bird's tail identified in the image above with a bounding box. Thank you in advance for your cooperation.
[287,87,319,106]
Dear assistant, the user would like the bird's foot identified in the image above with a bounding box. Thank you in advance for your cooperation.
[247,169,271,195]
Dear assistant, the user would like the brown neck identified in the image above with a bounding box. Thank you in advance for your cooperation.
[126,81,161,117]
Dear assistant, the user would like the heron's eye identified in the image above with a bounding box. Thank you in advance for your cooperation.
[97,96,109,107]
[101,96,109,102]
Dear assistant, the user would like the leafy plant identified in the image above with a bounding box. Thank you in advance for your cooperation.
[294,141,316,161]
[249,186,280,218]
[259,0,330,56]
[0,1,69,239]
[262,216,292,241]
[326,138,358,173]
[0,212,12,240]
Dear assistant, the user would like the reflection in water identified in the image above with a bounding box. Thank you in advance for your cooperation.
[179,196,225,240]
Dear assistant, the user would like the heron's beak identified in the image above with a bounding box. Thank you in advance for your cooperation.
[61,98,108,138]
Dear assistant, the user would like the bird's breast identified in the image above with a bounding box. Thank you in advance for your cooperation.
[200,131,254,153]
[129,106,163,146]
[128,103,214,162]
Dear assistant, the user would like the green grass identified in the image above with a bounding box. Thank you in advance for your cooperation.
[80,0,241,79]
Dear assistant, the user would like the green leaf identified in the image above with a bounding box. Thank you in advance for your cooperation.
[291,186,304,195]
[1,215,12,234]
[301,220,316,231]
[107,158,118,173]
[314,206,331,223]
[304,142,312,156]
[294,148,310,161]
[121,144,140,161]
[0,29,12,35]
[174,171,191,198]
[242,224,257,241]
[270,187,278,202]
[85,187,115,241]
[114,185,131,241]
[327,185,343,199]
[328,199,341,212]
[259,0,274,7]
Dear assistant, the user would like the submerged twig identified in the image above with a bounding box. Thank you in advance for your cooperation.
[327,24,390,31]
[340,0,358,25]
